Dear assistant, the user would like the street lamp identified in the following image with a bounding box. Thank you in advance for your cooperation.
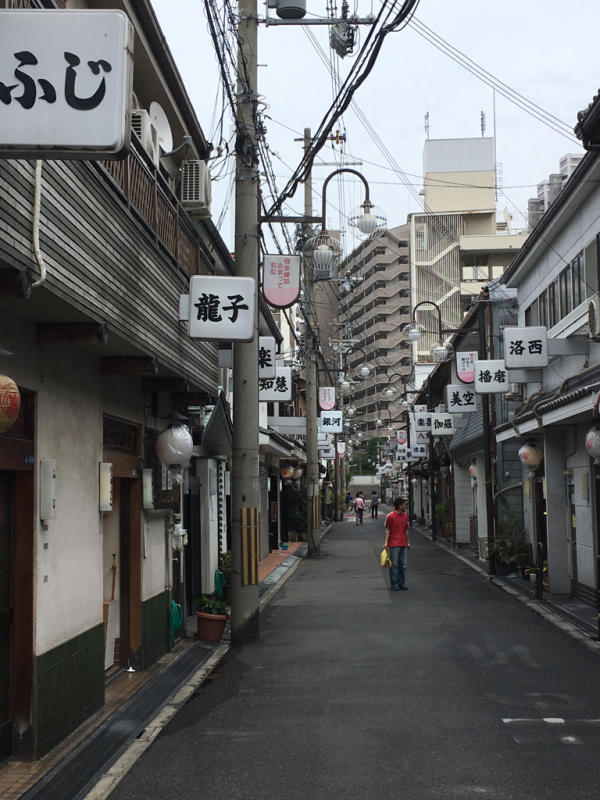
[407,300,455,363]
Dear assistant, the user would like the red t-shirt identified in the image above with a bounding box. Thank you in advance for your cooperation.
[385,511,409,546]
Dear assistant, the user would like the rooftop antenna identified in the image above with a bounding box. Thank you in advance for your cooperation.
[424,111,430,140]
[480,110,486,138]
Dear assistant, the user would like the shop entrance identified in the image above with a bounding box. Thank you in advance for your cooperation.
[0,471,13,762]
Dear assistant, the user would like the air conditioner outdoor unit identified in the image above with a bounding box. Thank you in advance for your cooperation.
[588,295,600,339]
[131,109,160,167]
[180,160,212,217]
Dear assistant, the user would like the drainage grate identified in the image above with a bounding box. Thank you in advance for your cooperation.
[21,642,215,800]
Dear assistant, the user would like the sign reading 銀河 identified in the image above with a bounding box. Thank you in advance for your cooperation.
[185,276,256,341]
[318,410,343,433]
[503,326,548,368]
[263,255,301,308]
[474,360,508,393]
[446,384,477,413]
[259,367,292,401]
[0,10,133,159]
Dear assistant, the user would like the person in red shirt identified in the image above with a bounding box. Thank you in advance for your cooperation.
[383,497,410,590]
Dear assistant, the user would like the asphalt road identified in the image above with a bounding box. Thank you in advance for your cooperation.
[108,516,600,800]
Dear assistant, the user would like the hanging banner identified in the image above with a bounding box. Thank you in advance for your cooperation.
[446,384,477,413]
[263,254,301,308]
[319,386,336,411]
[411,444,427,458]
[456,351,477,383]
[259,367,292,401]
[318,410,343,433]
[336,441,346,457]
[319,445,336,460]
[258,337,276,379]
[412,410,432,433]
[396,429,407,446]
[183,276,256,341]
[503,326,549,368]
[474,360,508,394]
[431,413,454,436]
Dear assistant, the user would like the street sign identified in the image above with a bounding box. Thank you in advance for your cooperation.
[259,367,292,401]
[456,351,477,383]
[185,276,256,341]
[446,384,477,413]
[318,386,336,411]
[474,360,508,393]
[503,326,548,368]
[263,254,301,308]
[258,337,276,379]
[431,413,454,435]
[318,410,343,433]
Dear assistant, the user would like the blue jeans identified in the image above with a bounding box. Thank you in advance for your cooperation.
[389,546,407,588]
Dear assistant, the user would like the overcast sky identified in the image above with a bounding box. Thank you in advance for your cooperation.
[149,0,597,255]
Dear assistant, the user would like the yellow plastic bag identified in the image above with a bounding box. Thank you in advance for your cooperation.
[380,548,391,568]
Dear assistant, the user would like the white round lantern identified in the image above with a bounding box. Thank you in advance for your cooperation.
[156,424,194,467]
[359,365,370,378]
[518,443,543,469]
[468,463,477,479]
[585,427,600,460]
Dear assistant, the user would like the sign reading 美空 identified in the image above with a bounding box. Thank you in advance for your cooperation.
[263,255,301,308]
[474,360,508,393]
[318,411,343,433]
[446,384,477,413]
[0,10,133,159]
[259,367,292,401]
[258,337,276,379]
[503,326,549,368]
[182,276,256,341]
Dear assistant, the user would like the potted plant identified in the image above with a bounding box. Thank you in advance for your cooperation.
[195,595,228,642]
[221,551,232,605]
[489,512,532,575]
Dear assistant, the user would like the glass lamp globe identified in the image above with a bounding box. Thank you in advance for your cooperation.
[312,244,336,269]
[401,398,410,412]
[357,431,364,440]
[359,365,370,378]
[406,324,421,342]
[156,424,194,467]
[347,406,355,418]
[341,379,351,394]
[432,340,454,363]
[585,427,600,460]
[384,387,395,400]
[349,203,387,239]
[376,418,383,428]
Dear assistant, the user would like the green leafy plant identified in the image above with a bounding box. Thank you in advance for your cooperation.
[290,484,307,534]
[435,498,452,530]
[221,550,232,584]
[490,512,532,567]
[197,595,228,615]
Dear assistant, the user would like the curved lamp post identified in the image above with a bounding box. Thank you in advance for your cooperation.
[406,300,455,363]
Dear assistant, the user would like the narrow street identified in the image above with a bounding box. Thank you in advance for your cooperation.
[106,515,600,800]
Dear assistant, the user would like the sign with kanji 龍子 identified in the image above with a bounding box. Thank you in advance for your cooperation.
[185,276,256,341]
[318,410,343,433]
[503,326,548,368]
[258,337,276,379]
[0,10,134,159]
[259,367,292,401]
[474,360,508,393]
[431,413,454,436]
[456,351,477,383]
[446,384,478,413]
[318,386,336,411]
[263,255,301,308]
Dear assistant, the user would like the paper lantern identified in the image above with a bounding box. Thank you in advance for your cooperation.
[156,424,194,467]
[280,465,294,479]
[518,443,543,469]
[468,464,477,478]
[0,375,20,433]
[585,427,600,460]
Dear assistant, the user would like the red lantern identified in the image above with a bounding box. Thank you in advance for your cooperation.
[0,375,20,433]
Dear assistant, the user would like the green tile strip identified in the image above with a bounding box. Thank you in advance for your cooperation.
[142,590,170,669]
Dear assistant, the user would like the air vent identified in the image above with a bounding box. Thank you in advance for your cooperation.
[180,160,212,217]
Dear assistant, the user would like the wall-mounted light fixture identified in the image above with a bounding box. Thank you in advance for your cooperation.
[99,462,113,512]
[142,468,154,510]
[518,443,543,470]
[40,458,56,527]
[585,426,600,462]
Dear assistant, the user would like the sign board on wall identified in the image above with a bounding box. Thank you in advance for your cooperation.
[0,10,134,158]
[318,387,336,411]
[258,337,276,379]
[446,384,477,413]
[318,410,343,433]
[184,276,256,341]
[503,326,548,368]
[259,367,292,401]
[474,360,508,394]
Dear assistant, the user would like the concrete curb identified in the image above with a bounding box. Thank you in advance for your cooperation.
[415,526,600,656]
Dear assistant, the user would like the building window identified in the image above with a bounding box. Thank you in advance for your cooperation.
[538,289,547,327]
[572,251,585,307]
[548,280,559,327]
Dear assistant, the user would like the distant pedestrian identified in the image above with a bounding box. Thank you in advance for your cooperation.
[354,492,365,525]
[370,490,379,518]
[384,497,410,590]
[345,491,353,512]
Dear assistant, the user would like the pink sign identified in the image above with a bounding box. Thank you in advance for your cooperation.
[456,351,477,384]
[319,386,336,411]
[396,429,407,446]
[336,441,346,456]
[263,254,300,308]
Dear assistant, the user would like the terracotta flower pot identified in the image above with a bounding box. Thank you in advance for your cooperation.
[195,610,228,642]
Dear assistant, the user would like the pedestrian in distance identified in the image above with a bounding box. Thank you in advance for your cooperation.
[370,490,379,519]
[354,492,365,525]
[345,491,353,512]
[383,497,410,590]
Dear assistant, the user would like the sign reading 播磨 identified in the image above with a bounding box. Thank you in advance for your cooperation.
[446,384,477,413]
[186,276,255,341]
[0,10,133,159]
[503,326,548,368]
[431,413,454,436]
[263,254,301,308]
[474,360,508,393]
[456,351,477,383]
[259,367,292,401]
[318,386,336,411]
[318,410,343,433]
[258,337,276,379]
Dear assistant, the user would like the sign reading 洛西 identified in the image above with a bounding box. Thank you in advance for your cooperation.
[186,276,255,341]
[263,255,301,308]
[456,351,477,383]
[0,10,133,159]
[259,367,292,401]
[318,410,343,433]
[446,384,477,413]
[318,386,336,411]
[503,326,548,368]
[258,337,276,379]
[474,360,508,393]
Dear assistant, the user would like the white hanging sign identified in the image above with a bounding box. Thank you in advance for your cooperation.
[503,326,548,368]
[186,276,256,341]
[258,337,276,379]
[474,360,508,393]
[259,367,292,401]
[397,443,408,458]
[456,351,477,383]
[263,254,301,308]
[413,410,432,433]
[336,441,346,456]
[411,444,427,458]
[446,384,478,413]
[396,429,407,446]
[431,413,454,436]
[413,404,427,413]
[319,445,336,460]
[318,386,336,411]
[318,410,343,433]
[0,10,134,159]
[318,432,332,445]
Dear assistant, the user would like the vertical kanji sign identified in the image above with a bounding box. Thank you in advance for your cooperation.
[263,255,300,308]
[259,367,292,401]
[456,351,477,383]
[258,337,276,379]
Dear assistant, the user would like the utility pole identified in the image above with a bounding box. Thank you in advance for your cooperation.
[231,0,260,642]
[302,127,321,556]
[478,295,496,575]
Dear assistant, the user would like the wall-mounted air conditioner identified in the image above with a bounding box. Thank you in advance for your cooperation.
[180,160,212,217]
[131,109,160,167]
[588,295,600,339]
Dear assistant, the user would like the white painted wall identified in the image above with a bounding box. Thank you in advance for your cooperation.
[142,513,170,601]
[197,457,219,594]
[453,465,473,544]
